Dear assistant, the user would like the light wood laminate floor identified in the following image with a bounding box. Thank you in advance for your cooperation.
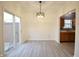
[60,42,74,56]
[5,40,74,57]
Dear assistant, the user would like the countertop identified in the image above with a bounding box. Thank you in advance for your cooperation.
[60,30,75,32]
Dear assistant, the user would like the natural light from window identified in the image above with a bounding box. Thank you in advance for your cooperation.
[4,12,13,23]
[15,16,20,23]
[64,19,72,29]
[4,12,20,23]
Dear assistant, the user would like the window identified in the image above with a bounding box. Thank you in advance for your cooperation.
[63,19,72,29]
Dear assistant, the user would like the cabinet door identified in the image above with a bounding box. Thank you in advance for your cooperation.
[60,32,75,42]
[60,32,68,42]
[60,17,64,29]
[67,32,75,42]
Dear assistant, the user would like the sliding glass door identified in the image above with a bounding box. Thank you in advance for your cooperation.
[15,16,21,46]
[3,11,21,52]
[4,11,14,51]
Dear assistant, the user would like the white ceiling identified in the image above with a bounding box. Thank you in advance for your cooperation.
[0,1,79,15]
[0,1,79,7]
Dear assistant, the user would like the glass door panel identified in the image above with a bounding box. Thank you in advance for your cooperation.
[4,11,14,51]
[15,16,21,46]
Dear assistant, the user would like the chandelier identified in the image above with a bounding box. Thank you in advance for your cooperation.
[36,1,45,18]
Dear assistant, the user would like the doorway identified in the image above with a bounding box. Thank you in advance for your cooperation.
[3,11,21,52]
[60,9,75,56]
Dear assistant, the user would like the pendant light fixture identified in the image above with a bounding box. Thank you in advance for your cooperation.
[36,1,45,18]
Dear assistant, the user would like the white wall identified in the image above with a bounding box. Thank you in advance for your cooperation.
[74,8,79,57]
[0,5,4,56]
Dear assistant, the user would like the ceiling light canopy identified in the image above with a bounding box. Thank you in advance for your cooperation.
[36,1,45,18]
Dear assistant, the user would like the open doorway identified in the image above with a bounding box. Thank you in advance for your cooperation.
[60,9,75,56]
[3,11,21,53]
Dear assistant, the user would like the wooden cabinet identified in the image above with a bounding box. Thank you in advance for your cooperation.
[60,31,75,42]
[60,16,64,30]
